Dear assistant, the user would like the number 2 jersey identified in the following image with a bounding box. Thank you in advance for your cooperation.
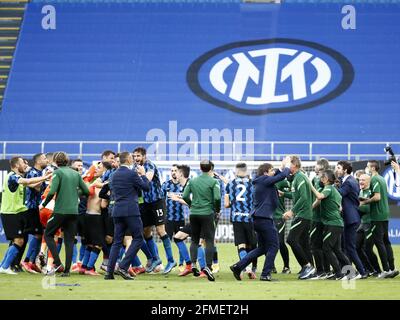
[225,177,253,223]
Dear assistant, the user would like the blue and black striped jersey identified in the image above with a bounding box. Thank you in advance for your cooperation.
[225,177,253,223]
[143,160,163,203]
[162,180,185,221]
[25,168,45,209]
[101,168,116,182]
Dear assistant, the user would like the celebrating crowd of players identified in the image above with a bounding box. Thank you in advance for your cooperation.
[0,147,398,282]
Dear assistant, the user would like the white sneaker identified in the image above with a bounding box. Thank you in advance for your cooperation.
[212,263,220,274]
[0,267,17,275]
[153,263,164,273]
[352,273,362,280]
[378,271,391,279]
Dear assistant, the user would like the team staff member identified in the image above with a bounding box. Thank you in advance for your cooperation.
[105,152,150,280]
[0,157,51,275]
[230,157,291,282]
[274,178,291,274]
[182,160,221,282]
[307,158,331,280]
[311,170,353,280]
[357,174,381,275]
[283,156,315,280]
[40,152,90,277]
[336,161,368,278]
[361,160,398,278]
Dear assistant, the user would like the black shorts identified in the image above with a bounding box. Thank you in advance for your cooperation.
[232,221,257,246]
[102,208,114,238]
[177,223,208,239]
[166,220,185,239]
[179,224,192,237]
[1,212,27,240]
[76,214,85,237]
[25,208,43,235]
[140,199,166,228]
[84,214,105,246]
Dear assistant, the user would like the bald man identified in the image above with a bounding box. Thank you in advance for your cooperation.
[357,174,380,276]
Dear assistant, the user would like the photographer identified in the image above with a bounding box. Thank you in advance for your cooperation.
[392,160,400,184]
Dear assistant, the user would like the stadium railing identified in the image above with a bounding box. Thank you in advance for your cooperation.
[0,140,398,162]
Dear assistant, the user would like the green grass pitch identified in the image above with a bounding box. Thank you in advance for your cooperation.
[0,243,399,300]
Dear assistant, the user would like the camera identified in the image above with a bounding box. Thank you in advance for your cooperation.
[384,145,399,166]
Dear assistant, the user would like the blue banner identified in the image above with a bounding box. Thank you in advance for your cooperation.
[389,218,400,245]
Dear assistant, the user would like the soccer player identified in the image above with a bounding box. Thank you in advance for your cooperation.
[357,174,381,276]
[21,153,49,274]
[0,157,50,274]
[99,153,118,272]
[70,159,87,272]
[80,162,106,276]
[171,165,215,278]
[133,147,176,274]
[311,170,351,280]
[361,160,398,278]
[43,153,57,179]
[173,223,214,277]
[100,150,116,182]
[230,158,291,282]
[162,166,185,243]
[162,164,189,272]
[283,156,315,280]
[224,163,257,279]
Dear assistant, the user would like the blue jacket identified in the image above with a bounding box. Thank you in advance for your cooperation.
[109,166,150,217]
[252,167,290,219]
[338,175,361,225]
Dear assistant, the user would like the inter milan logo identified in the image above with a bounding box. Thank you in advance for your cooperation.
[383,168,400,201]
[187,38,354,115]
